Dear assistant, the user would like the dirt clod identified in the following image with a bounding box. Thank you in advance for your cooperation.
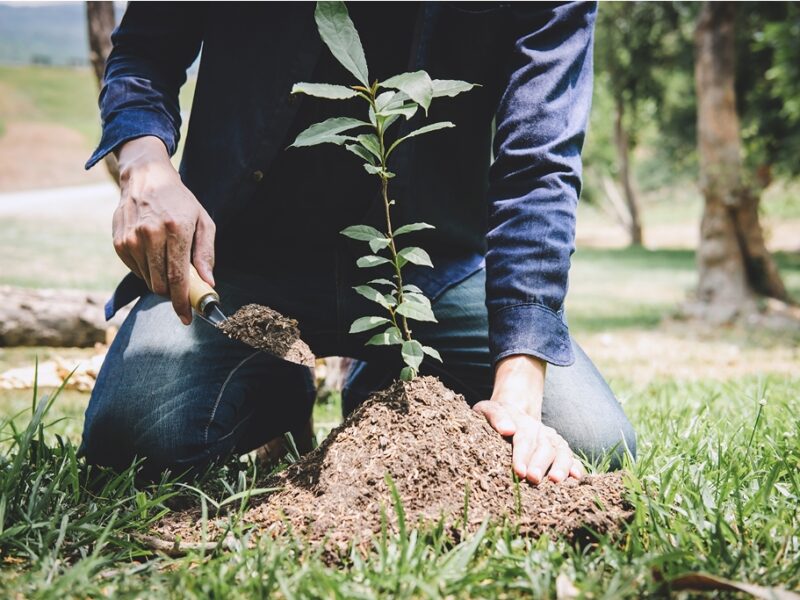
[218,304,315,368]
[152,376,633,556]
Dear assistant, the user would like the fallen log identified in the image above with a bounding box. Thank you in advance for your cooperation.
[0,286,125,347]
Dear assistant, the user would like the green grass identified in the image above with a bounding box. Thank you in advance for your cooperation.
[0,65,100,142]
[0,373,797,598]
[0,64,197,149]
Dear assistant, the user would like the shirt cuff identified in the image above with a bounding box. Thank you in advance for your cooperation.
[489,303,575,367]
[85,107,177,170]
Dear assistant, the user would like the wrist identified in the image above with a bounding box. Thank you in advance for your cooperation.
[492,354,546,419]
[117,136,173,181]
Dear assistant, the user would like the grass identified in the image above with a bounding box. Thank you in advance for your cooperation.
[0,65,197,148]
[0,371,797,598]
[0,248,797,597]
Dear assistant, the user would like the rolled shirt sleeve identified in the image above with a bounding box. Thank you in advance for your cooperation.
[486,1,596,367]
[85,2,204,169]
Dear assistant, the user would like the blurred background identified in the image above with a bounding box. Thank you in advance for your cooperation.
[0,2,797,441]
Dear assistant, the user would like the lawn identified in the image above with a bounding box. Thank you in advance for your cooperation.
[0,244,798,598]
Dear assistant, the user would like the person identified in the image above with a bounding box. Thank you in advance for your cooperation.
[80,2,636,482]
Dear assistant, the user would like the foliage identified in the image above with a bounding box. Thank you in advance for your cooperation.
[289,1,475,380]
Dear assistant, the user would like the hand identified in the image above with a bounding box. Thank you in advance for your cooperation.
[112,136,216,324]
[474,354,584,484]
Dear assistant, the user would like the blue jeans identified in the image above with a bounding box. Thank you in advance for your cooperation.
[80,263,636,477]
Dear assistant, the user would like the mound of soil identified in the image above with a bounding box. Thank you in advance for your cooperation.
[152,377,633,556]
[219,304,315,368]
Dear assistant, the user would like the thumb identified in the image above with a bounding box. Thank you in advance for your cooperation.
[474,400,516,437]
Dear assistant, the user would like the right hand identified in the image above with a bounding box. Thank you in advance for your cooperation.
[112,136,216,325]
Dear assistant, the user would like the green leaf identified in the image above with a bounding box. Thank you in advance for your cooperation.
[404,292,431,308]
[400,366,416,381]
[290,117,367,147]
[369,237,391,253]
[394,222,435,236]
[422,345,443,362]
[314,1,369,87]
[381,70,434,113]
[401,340,424,370]
[431,79,478,98]
[357,134,382,160]
[368,278,396,288]
[396,301,437,322]
[357,255,392,268]
[340,224,384,241]
[363,164,395,178]
[379,103,418,121]
[349,316,391,333]
[375,91,396,111]
[291,82,359,99]
[387,122,455,156]
[402,283,423,294]
[353,285,392,309]
[397,246,433,268]
[345,144,377,165]
[367,327,403,346]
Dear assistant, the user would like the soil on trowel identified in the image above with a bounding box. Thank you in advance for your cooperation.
[218,304,315,368]
[152,377,633,556]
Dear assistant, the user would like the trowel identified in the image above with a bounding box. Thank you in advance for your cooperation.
[187,265,315,368]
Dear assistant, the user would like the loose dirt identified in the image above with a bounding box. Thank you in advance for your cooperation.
[218,304,316,368]
[152,377,632,557]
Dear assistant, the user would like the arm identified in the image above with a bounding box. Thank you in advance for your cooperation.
[474,2,597,483]
[88,2,214,324]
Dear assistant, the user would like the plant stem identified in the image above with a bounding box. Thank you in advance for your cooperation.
[370,92,411,342]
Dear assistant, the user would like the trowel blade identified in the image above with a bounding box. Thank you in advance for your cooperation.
[195,302,227,327]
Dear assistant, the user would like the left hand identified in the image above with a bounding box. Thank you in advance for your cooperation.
[474,355,585,484]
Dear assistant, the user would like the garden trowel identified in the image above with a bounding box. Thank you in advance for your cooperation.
[187,265,315,368]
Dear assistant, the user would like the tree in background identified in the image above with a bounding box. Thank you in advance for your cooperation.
[85,1,119,184]
[688,2,794,324]
[592,2,680,246]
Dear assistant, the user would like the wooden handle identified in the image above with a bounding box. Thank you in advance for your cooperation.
[188,264,219,313]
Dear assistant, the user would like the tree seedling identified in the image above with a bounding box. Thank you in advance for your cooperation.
[290,1,475,380]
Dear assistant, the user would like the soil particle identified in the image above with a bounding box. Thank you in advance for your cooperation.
[218,304,315,368]
[152,377,633,556]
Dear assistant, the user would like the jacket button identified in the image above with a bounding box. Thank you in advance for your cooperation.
[251,170,264,182]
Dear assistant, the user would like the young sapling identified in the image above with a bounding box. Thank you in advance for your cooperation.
[290,0,476,380]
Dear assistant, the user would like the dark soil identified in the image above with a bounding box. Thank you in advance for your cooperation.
[152,377,633,557]
[219,304,315,368]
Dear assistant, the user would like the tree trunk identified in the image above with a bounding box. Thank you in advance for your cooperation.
[0,286,127,347]
[691,2,791,324]
[86,1,119,185]
[613,98,644,246]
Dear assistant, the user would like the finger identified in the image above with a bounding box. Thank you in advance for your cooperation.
[511,418,539,480]
[547,443,574,483]
[526,436,556,484]
[473,400,516,437]
[141,222,168,297]
[122,200,152,288]
[112,207,142,277]
[166,221,192,325]
[569,460,586,480]
[192,213,216,287]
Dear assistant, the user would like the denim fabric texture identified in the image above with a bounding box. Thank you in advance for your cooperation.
[86,1,597,367]
[80,262,636,477]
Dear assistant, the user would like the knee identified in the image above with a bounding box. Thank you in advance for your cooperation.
[81,391,218,477]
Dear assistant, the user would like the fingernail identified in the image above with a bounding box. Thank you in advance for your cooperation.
[549,469,564,481]
[529,468,542,483]
[181,315,190,326]
[514,464,526,479]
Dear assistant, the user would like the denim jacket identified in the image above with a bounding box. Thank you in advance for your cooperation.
[87,1,596,366]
